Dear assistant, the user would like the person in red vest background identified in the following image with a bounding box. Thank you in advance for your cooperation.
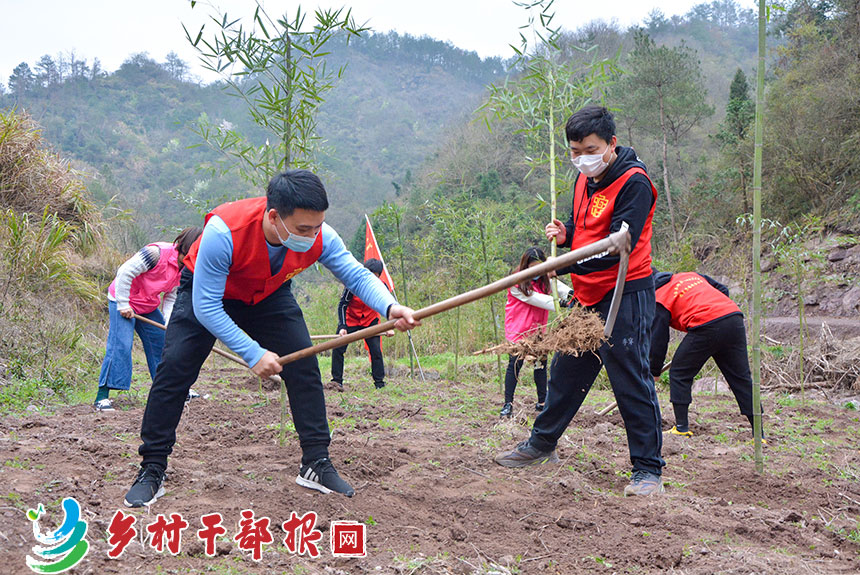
[121,169,418,508]
[650,271,760,438]
[495,105,665,497]
[330,258,394,391]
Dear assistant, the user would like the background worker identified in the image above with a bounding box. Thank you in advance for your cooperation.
[330,258,394,391]
[651,270,760,437]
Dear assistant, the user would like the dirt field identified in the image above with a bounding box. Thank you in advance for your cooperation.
[2,357,860,575]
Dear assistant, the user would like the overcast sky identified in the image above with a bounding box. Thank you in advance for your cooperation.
[0,0,757,86]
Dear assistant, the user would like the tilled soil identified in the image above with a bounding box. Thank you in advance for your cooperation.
[2,360,859,574]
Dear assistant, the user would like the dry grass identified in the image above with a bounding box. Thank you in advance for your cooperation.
[476,305,607,359]
[0,108,106,394]
[0,109,101,249]
[762,323,860,392]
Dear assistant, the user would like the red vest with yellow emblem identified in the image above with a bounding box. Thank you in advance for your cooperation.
[656,272,741,332]
[569,167,657,306]
[184,197,323,305]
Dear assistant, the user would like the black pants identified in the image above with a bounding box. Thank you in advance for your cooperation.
[504,354,547,404]
[529,288,665,476]
[138,269,330,468]
[670,314,754,415]
[330,319,384,385]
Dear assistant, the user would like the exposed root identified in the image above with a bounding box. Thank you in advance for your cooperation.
[475,305,606,358]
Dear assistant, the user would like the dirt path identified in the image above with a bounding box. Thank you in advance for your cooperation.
[764,316,860,340]
[2,361,860,574]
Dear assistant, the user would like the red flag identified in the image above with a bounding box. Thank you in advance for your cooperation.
[364,215,395,293]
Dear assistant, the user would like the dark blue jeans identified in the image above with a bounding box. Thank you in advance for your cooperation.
[98,301,165,391]
[138,269,330,469]
[529,288,665,475]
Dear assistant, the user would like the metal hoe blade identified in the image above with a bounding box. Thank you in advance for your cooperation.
[602,222,631,338]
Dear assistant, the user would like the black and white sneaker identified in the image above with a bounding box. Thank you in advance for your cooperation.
[186,388,201,402]
[124,465,166,508]
[296,458,355,497]
[94,398,115,412]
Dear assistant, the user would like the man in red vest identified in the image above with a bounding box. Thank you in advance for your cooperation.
[495,105,665,497]
[122,170,418,507]
[651,271,759,437]
[330,258,394,391]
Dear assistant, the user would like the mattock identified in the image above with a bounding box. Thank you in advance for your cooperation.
[593,225,669,417]
[133,313,284,386]
[274,226,634,368]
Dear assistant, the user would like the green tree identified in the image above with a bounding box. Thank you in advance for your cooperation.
[763,0,860,218]
[614,31,713,242]
[716,68,755,213]
[9,62,35,98]
[35,55,60,87]
[185,0,368,180]
[163,51,190,82]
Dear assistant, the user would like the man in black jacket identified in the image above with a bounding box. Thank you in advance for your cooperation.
[494,106,665,497]
[330,259,392,390]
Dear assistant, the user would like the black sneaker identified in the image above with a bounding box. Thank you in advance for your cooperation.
[374,381,386,389]
[296,458,355,497]
[535,402,545,412]
[124,465,166,508]
[499,402,513,418]
[329,380,344,392]
[494,440,559,467]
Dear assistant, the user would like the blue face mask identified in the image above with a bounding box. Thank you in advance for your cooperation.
[274,213,318,253]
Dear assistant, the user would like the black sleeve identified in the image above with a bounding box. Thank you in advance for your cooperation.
[557,175,655,276]
[701,274,730,297]
[650,304,671,377]
[337,287,352,330]
[559,210,575,249]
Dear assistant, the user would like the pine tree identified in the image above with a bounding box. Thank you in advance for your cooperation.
[9,62,35,98]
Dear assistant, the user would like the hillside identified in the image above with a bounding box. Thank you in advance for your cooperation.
[0,32,503,241]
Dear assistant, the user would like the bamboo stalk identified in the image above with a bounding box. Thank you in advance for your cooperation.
[751,0,766,473]
[276,228,631,367]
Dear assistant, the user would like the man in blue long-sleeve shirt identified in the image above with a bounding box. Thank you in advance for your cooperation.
[123,170,418,507]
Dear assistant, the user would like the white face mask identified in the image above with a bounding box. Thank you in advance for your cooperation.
[274,212,318,252]
[571,145,611,177]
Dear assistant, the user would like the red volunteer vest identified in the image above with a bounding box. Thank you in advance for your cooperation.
[184,197,324,305]
[569,167,657,306]
[655,272,741,332]
[346,294,379,327]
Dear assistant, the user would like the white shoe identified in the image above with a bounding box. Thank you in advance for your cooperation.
[94,398,115,412]
[186,388,201,402]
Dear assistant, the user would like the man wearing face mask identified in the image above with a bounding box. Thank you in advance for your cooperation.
[123,169,419,508]
[495,106,665,497]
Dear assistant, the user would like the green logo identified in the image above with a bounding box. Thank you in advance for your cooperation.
[26,498,90,573]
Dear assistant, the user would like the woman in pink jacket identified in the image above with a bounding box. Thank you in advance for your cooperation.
[94,227,202,411]
[500,247,571,418]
